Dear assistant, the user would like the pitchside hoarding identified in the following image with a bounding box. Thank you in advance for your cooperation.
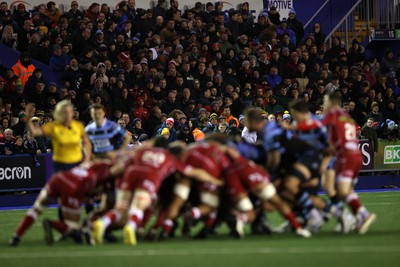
[374,139,400,171]
[359,139,374,171]
[0,154,47,192]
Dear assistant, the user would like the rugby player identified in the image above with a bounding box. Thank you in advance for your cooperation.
[158,141,231,240]
[244,108,323,230]
[85,104,131,158]
[322,94,376,234]
[10,161,116,246]
[91,137,223,245]
[223,147,311,238]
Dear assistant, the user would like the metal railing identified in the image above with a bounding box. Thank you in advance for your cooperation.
[303,0,360,39]
[304,0,331,29]
[324,0,364,49]
[304,0,400,48]
[373,0,400,29]
[324,0,400,48]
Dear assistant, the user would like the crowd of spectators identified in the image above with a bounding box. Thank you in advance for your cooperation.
[1,0,400,156]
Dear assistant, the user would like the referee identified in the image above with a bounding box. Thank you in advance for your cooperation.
[85,104,131,158]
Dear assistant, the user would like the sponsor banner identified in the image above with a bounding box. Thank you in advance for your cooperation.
[9,1,265,14]
[358,139,374,171]
[263,0,294,19]
[374,139,400,170]
[0,154,46,192]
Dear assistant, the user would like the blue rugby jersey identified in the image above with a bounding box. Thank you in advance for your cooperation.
[85,119,127,154]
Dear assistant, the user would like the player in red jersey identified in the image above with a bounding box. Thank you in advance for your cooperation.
[224,148,311,238]
[158,141,230,239]
[92,137,222,245]
[322,94,376,234]
[9,161,115,246]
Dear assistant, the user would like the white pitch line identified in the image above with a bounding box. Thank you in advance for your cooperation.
[1,246,399,259]
[364,202,396,205]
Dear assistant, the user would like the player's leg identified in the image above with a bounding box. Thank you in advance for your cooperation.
[124,189,152,245]
[253,183,311,238]
[92,189,131,244]
[43,205,82,245]
[10,189,51,246]
[160,178,192,238]
[182,190,219,237]
[322,158,345,219]
[228,193,256,238]
[336,179,376,234]
[284,163,323,226]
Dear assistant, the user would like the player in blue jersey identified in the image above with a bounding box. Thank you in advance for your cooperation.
[244,107,323,231]
[85,104,131,158]
[283,100,333,231]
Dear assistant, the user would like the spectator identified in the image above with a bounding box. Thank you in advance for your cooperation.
[45,1,62,24]
[177,123,195,144]
[362,118,378,153]
[310,23,326,47]
[367,102,384,129]
[156,117,177,142]
[0,128,15,155]
[11,135,25,154]
[23,131,41,166]
[287,9,304,45]
[268,6,280,26]
[49,44,69,73]
[132,118,148,141]
[12,3,31,29]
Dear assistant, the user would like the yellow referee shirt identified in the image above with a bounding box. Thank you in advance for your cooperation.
[42,120,85,164]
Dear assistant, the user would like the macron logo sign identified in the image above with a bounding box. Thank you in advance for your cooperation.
[0,167,32,180]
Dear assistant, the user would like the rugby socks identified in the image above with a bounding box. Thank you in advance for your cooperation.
[15,208,41,237]
[346,193,369,219]
[163,219,174,233]
[329,194,344,218]
[128,209,144,230]
[297,191,314,219]
[153,210,167,229]
[285,212,302,230]
[101,210,121,228]
[204,212,217,227]
[190,207,202,220]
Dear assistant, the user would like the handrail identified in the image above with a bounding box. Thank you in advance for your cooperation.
[304,0,331,29]
[324,0,363,42]
[351,23,368,44]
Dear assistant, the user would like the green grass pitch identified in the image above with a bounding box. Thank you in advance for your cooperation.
[0,191,399,267]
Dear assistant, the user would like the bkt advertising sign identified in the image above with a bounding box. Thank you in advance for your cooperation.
[374,140,400,171]
[384,145,400,164]
[0,154,46,192]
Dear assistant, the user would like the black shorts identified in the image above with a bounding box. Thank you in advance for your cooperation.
[297,150,323,179]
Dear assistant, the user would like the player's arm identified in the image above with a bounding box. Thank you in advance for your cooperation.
[183,166,224,186]
[119,133,131,151]
[25,103,44,136]
[281,120,298,131]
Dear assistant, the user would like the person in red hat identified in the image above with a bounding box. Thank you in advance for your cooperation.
[132,97,149,123]
[12,3,31,28]
[284,51,300,78]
